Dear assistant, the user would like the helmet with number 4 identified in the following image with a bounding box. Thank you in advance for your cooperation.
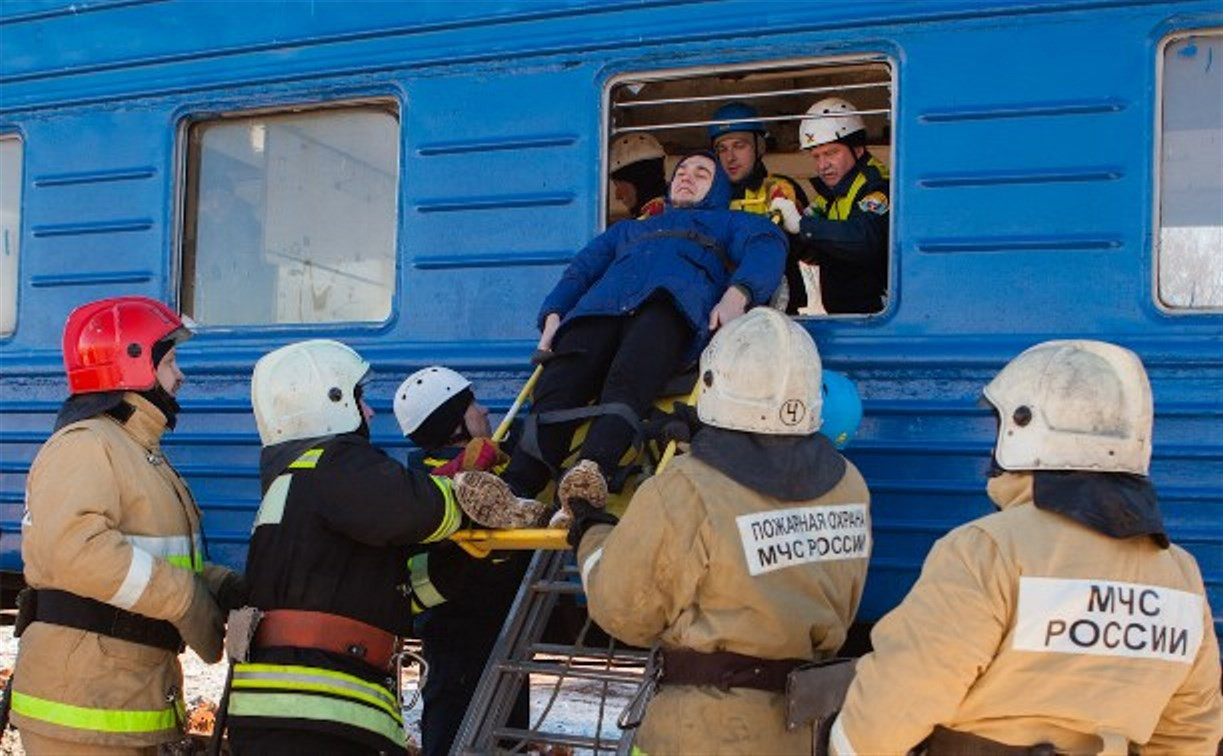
[251,339,371,446]
[698,308,822,435]
[62,296,191,395]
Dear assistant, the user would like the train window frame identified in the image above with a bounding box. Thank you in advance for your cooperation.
[603,54,895,318]
[1153,28,1223,313]
[0,133,22,338]
[178,99,401,328]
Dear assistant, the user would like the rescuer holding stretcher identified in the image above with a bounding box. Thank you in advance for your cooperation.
[828,340,1223,754]
[566,308,872,754]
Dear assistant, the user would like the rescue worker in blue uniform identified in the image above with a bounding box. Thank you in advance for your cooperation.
[709,101,811,313]
[496,151,787,499]
[392,366,530,756]
[771,97,890,314]
[225,340,465,756]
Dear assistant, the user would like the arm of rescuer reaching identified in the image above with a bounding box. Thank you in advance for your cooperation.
[1145,549,1223,752]
[771,189,888,268]
[830,526,1011,754]
[317,446,462,548]
[576,467,708,648]
[22,427,198,625]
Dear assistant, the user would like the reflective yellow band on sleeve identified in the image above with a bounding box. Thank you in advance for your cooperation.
[408,553,447,612]
[11,691,180,734]
[421,476,462,544]
[288,448,324,469]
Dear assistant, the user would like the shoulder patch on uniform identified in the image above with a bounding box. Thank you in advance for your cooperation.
[857,192,889,215]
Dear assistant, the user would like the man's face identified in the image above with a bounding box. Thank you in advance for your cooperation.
[714,133,758,183]
[155,347,184,397]
[670,155,716,207]
[463,400,492,440]
[809,142,862,189]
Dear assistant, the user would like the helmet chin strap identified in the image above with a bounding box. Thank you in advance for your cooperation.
[140,384,181,430]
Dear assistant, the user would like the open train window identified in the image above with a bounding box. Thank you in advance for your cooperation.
[181,103,399,326]
[606,57,893,316]
[1156,30,1223,311]
[0,135,21,337]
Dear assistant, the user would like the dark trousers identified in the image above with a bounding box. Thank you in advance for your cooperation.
[418,598,530,755]
[500,298,694,496]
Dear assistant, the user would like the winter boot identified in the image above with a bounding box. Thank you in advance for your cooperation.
[549,459,609,529]
[453,471,550,529]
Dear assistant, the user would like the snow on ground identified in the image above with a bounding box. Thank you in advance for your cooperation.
[0,627,636,755]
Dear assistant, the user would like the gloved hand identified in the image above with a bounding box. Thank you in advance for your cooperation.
[645,402,703,445]
[173,576,225,663]
[769,197,803,234]
[566,497,619,549]
[432,438,509,478]
[201,564,250,612]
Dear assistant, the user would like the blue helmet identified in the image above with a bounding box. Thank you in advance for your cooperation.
[819,370,863,449]
[709,102,766,142]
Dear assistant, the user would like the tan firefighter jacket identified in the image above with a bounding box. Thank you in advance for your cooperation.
[831,472,1223,755]
[578,453,871,755]
[13,393,222,747]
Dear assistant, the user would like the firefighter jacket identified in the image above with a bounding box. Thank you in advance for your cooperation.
[13,393,215,748]
[794,154,890,314]
[831,472,1223,755]
[577,431,871,755]
[539,159,786,362]
[228,433,463,755]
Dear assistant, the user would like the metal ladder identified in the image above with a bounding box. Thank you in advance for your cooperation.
[452,547,648,754]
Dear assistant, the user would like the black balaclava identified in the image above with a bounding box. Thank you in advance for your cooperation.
[409,387,475,452]
[139,338,181,430]
[612,157,667,217]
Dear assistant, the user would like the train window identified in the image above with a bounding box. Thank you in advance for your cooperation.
[1156,30,1223,310]
[0,135,21,337]
[181,105,399,326]
[607,58,893,317]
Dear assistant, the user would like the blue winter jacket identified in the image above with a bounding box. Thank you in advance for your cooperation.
[538,158,786,358]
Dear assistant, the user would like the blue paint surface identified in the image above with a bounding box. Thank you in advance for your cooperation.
[0,0,1220,637]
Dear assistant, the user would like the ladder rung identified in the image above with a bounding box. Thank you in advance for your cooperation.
[491,725,624,751]
[528,643,651,665]
[497,659,644,684]
[531,579,585,594]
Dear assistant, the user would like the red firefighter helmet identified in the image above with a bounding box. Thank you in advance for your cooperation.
[62,296,191,394]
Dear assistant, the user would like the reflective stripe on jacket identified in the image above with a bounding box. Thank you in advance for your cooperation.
[227,662,406,752]
[13,393,203,747]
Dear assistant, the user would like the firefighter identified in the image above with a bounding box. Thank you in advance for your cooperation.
[770,97,890,314]
[609,132,668,220]
[12,295,240,756]
[225,340,470,756]
[571,307,872,754]
[829,340,1223,754]
[392,366,530,756]
[495,151,786,501]
[709,101,811,313]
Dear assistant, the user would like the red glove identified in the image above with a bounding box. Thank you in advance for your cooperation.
[432,438,509,478]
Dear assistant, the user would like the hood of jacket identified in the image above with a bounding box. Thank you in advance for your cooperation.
[666,150,732,210]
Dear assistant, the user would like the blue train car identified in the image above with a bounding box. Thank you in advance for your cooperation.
[1,0,1219,635]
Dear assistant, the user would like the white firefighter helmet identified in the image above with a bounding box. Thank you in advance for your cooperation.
[393,365,472,437]
[983,340,1153,475]
[251,339,371,446]
[697,308,822,435]
[609,133,665,175]
[799,97,867,150]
